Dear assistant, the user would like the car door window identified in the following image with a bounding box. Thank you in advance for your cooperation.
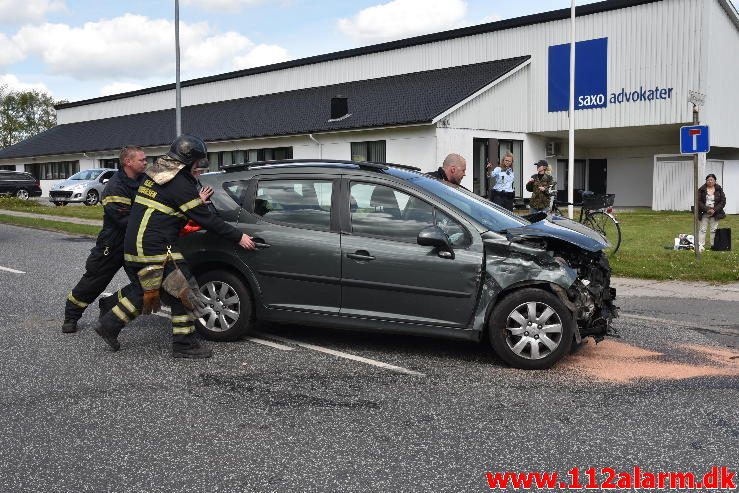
[350,183,435,243]
[255,179,332,230]
[435,209,471,248]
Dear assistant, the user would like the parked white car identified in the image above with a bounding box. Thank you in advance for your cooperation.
[49,168,116,206]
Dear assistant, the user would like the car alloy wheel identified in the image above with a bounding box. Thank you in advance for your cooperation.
[85,190,99,206]
[194,269,253,341]
[488,288,574,369]
[15,189,29,200]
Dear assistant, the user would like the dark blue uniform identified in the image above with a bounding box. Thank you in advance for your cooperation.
[64,170,142,326]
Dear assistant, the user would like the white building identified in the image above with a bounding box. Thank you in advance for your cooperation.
[0,0,737,213]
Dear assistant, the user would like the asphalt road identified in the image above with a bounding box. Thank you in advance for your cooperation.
[0,224,737,493]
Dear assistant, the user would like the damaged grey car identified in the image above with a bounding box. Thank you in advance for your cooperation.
[179,160,617,370]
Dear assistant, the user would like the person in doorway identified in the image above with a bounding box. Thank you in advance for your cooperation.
[94,135,256,359]
[697,173,726,252]
[488,152,515,210]
[526,160,555,214]
[61,146,147,333]
[428,153,467,186]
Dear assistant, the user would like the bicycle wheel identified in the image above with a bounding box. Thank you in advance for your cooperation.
[584,211,621,255]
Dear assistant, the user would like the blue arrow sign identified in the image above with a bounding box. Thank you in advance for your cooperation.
[680,125,710,154]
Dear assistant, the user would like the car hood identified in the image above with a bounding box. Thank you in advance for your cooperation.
[52,180,89,190]
[505,215,609,252]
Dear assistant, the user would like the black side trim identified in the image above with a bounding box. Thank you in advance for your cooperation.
[259,270,342,285]
[341,278,471,298]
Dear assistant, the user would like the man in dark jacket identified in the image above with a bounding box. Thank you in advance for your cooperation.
[94,135,255,359]
[62,146,146,333]
[428,153,467,186]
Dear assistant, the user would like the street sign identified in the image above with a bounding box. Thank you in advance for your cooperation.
[680,125,710,154]
[688,90,706,107]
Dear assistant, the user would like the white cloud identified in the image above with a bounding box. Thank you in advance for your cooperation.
[181,0,264,11]
[0,33,25,66]
[0,0,65,25]
[338,0,467,44]
[233,44,289,69]
[0,74,51,94]
[11,14,288,80]
[99,82,144,96]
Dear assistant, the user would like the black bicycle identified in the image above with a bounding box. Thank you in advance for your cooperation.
[550,190,622,256]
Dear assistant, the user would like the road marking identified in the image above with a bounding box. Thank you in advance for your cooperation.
[0,265,25,274]
[620,313,738,336]
[256,332,426,377]
[246,337,294,351]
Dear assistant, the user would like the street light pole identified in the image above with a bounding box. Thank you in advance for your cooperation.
[175,0,182,137]
[567,0,576,219]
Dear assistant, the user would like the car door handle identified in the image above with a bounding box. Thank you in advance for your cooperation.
[253,237,271,249]
[347,250,375,261]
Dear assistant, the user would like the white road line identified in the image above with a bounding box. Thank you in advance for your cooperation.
[0,265,25,274]
[245,337,294,351]
[256,332,426,377]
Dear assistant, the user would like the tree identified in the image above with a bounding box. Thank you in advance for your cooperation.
[0,84,62,149]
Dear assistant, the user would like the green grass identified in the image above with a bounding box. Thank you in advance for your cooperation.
[0,213,101,237]
[0,197,104,220]
[608,211,739,282]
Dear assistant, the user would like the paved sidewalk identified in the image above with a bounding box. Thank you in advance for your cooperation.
[0,208,102,226]
[611,277,739,301]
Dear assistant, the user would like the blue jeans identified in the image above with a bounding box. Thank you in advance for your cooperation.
[530,207,547,214]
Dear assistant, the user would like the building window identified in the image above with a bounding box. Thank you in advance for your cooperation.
[0,165,16,171]
[24,160,80,180]
[100,158,119,169]
[207,147,293,171]
[351,140,386,163]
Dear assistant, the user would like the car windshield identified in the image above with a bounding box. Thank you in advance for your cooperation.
[69,170,103,180]
[388,168,528,232]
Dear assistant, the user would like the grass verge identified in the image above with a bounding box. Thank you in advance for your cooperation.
[0,197,104,220]
[609,211,739,282]
[0,214,100,237]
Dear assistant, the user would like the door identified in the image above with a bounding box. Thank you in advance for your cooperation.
[341,180,482,328]
[238,177,342,313]
[588,159,607,194]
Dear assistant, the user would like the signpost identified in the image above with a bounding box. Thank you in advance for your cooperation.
[682,91,707,259]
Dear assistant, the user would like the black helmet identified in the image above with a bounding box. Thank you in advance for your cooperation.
[167,134,207,166]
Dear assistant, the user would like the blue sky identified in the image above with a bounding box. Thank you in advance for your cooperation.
[0,0,642,103]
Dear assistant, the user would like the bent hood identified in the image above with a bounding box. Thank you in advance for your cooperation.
[506,215,609,252]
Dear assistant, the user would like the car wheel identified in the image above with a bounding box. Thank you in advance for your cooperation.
[194,270,253,341]
[84,190,99,206]
[15,189,30,200]
[488,288,574,369]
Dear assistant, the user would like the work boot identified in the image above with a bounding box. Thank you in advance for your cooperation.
[98,295,117,318]
[94,323,121,352]
[172,333,212,359]
[61,319,79,334]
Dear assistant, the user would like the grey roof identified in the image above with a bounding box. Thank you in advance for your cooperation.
[0,57,529,160]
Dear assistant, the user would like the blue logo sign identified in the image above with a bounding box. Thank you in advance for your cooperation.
[548,38,608,112]
[680,125,710,154]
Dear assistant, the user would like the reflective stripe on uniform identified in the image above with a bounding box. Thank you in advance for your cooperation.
[112,305,130,322]
[124,252,185,264]
[179,197,203,213]
[136,208,153,256]
[135,195,185,218]
[120,297,139,316]
[67,292,89,308]
[171,314,193,323]
[172,325,194,335]
[102,195,132,206]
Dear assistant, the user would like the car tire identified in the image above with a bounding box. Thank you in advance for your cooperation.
[488,288,574,370]
[194,270,254,341]
[15,189,30,200]
[84,190,99,206]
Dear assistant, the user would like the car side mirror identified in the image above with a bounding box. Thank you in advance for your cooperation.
[417,225,455,259]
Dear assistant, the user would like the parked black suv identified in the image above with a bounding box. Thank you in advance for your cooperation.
[179,160,617,369]
[0,171,42,200]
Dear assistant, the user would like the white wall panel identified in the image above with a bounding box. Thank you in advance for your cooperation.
[652,156,696,210]
[58,0,714,136]
[722,160,739,214]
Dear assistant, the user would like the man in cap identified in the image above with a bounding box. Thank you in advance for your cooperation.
[526,159,555,214]
[94,135,255,358]
[62,146,146,333]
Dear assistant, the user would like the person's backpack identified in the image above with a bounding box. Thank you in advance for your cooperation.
[712,228,731,251]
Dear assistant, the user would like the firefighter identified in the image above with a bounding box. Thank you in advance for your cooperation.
[62,146,147,333]
[94,135,255,359]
